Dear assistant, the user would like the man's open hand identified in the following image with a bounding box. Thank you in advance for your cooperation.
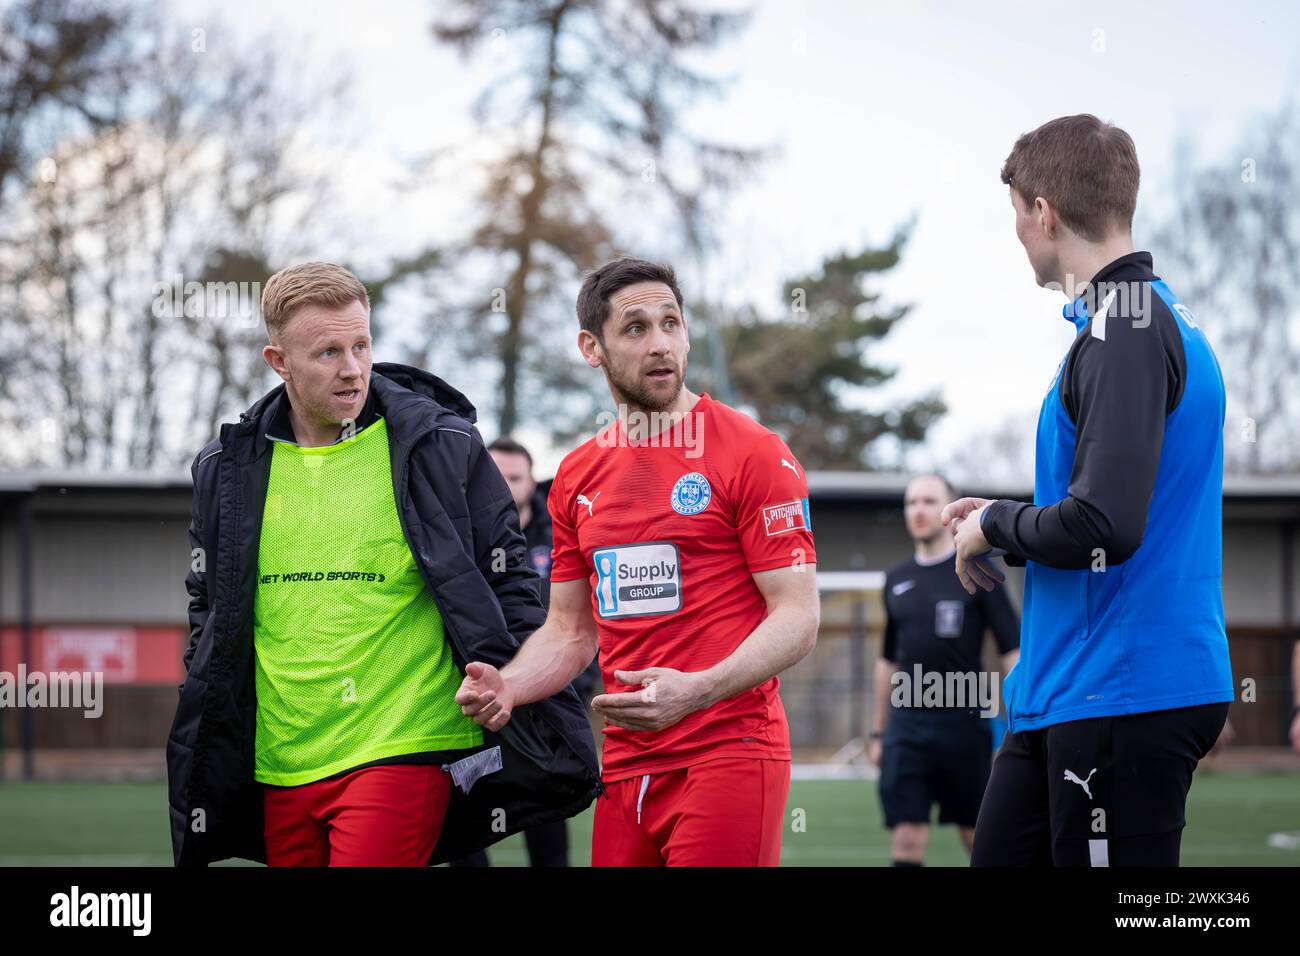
[590,667,709,732]
[456,661,516,732]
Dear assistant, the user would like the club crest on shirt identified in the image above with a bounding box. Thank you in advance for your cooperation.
[935,599,964,638]
[1047,355,1067,394]
[670,472,712,516]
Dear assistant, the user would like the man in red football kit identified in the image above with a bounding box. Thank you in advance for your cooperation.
[456,257,820,867]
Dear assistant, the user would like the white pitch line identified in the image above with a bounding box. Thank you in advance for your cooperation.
[1266,831,1300,851]
[790,763,877,780]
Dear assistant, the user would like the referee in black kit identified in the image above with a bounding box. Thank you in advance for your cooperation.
[869,474,1020,866]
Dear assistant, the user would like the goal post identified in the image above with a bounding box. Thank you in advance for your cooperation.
[784,570,886,776]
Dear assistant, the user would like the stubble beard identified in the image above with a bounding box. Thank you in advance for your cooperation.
[603,355,686,416]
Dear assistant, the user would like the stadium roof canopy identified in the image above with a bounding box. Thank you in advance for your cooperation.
[1,468,1298,502]
[0,470,192,495]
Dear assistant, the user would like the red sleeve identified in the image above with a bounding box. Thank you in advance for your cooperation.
[547,462,588,583]
[731,433,817,574]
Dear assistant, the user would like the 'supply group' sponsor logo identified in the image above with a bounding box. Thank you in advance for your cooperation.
[762,498,811,536]
[592,542,682,619]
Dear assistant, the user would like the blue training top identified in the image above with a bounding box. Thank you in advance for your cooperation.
[981,251,1234,732]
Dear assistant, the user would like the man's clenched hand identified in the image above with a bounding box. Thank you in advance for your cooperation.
[941,496,1006,595]
[456,661,516,731]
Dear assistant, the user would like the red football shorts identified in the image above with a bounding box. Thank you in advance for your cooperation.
[262,763,452,867]
[591,756,790,866]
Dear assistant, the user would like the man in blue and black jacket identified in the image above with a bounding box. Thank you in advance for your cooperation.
[942,114,1233,867]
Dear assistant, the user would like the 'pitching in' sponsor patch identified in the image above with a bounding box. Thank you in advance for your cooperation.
[762,498,812,536]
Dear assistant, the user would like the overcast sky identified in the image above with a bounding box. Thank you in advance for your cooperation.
[176,0,1300,477]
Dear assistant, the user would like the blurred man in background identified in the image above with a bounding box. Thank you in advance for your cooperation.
[870,473,1019,866]
[489,436,601,706]
[452,436,600,867]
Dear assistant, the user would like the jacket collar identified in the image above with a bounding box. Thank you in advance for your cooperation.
[263,387,380,446]
[234,362,478,460]
[1062,250,1155,332]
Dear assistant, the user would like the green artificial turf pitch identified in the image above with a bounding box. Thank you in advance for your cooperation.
[0,771,1294,866]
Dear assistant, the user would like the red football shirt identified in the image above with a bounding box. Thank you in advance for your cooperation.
[548,393,817,782]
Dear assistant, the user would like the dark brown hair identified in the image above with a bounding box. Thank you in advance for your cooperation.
[488,435,533,469]
[1000,114,1140,241]
[576,257,684,341]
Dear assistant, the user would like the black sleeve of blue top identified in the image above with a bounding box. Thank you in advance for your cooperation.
[980,294,1184,570]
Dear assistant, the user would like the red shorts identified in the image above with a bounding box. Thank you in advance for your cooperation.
[262,764,451,867]
[591,756,790,867]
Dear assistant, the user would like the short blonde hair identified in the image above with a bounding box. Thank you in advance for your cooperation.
[261,261,370,340]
